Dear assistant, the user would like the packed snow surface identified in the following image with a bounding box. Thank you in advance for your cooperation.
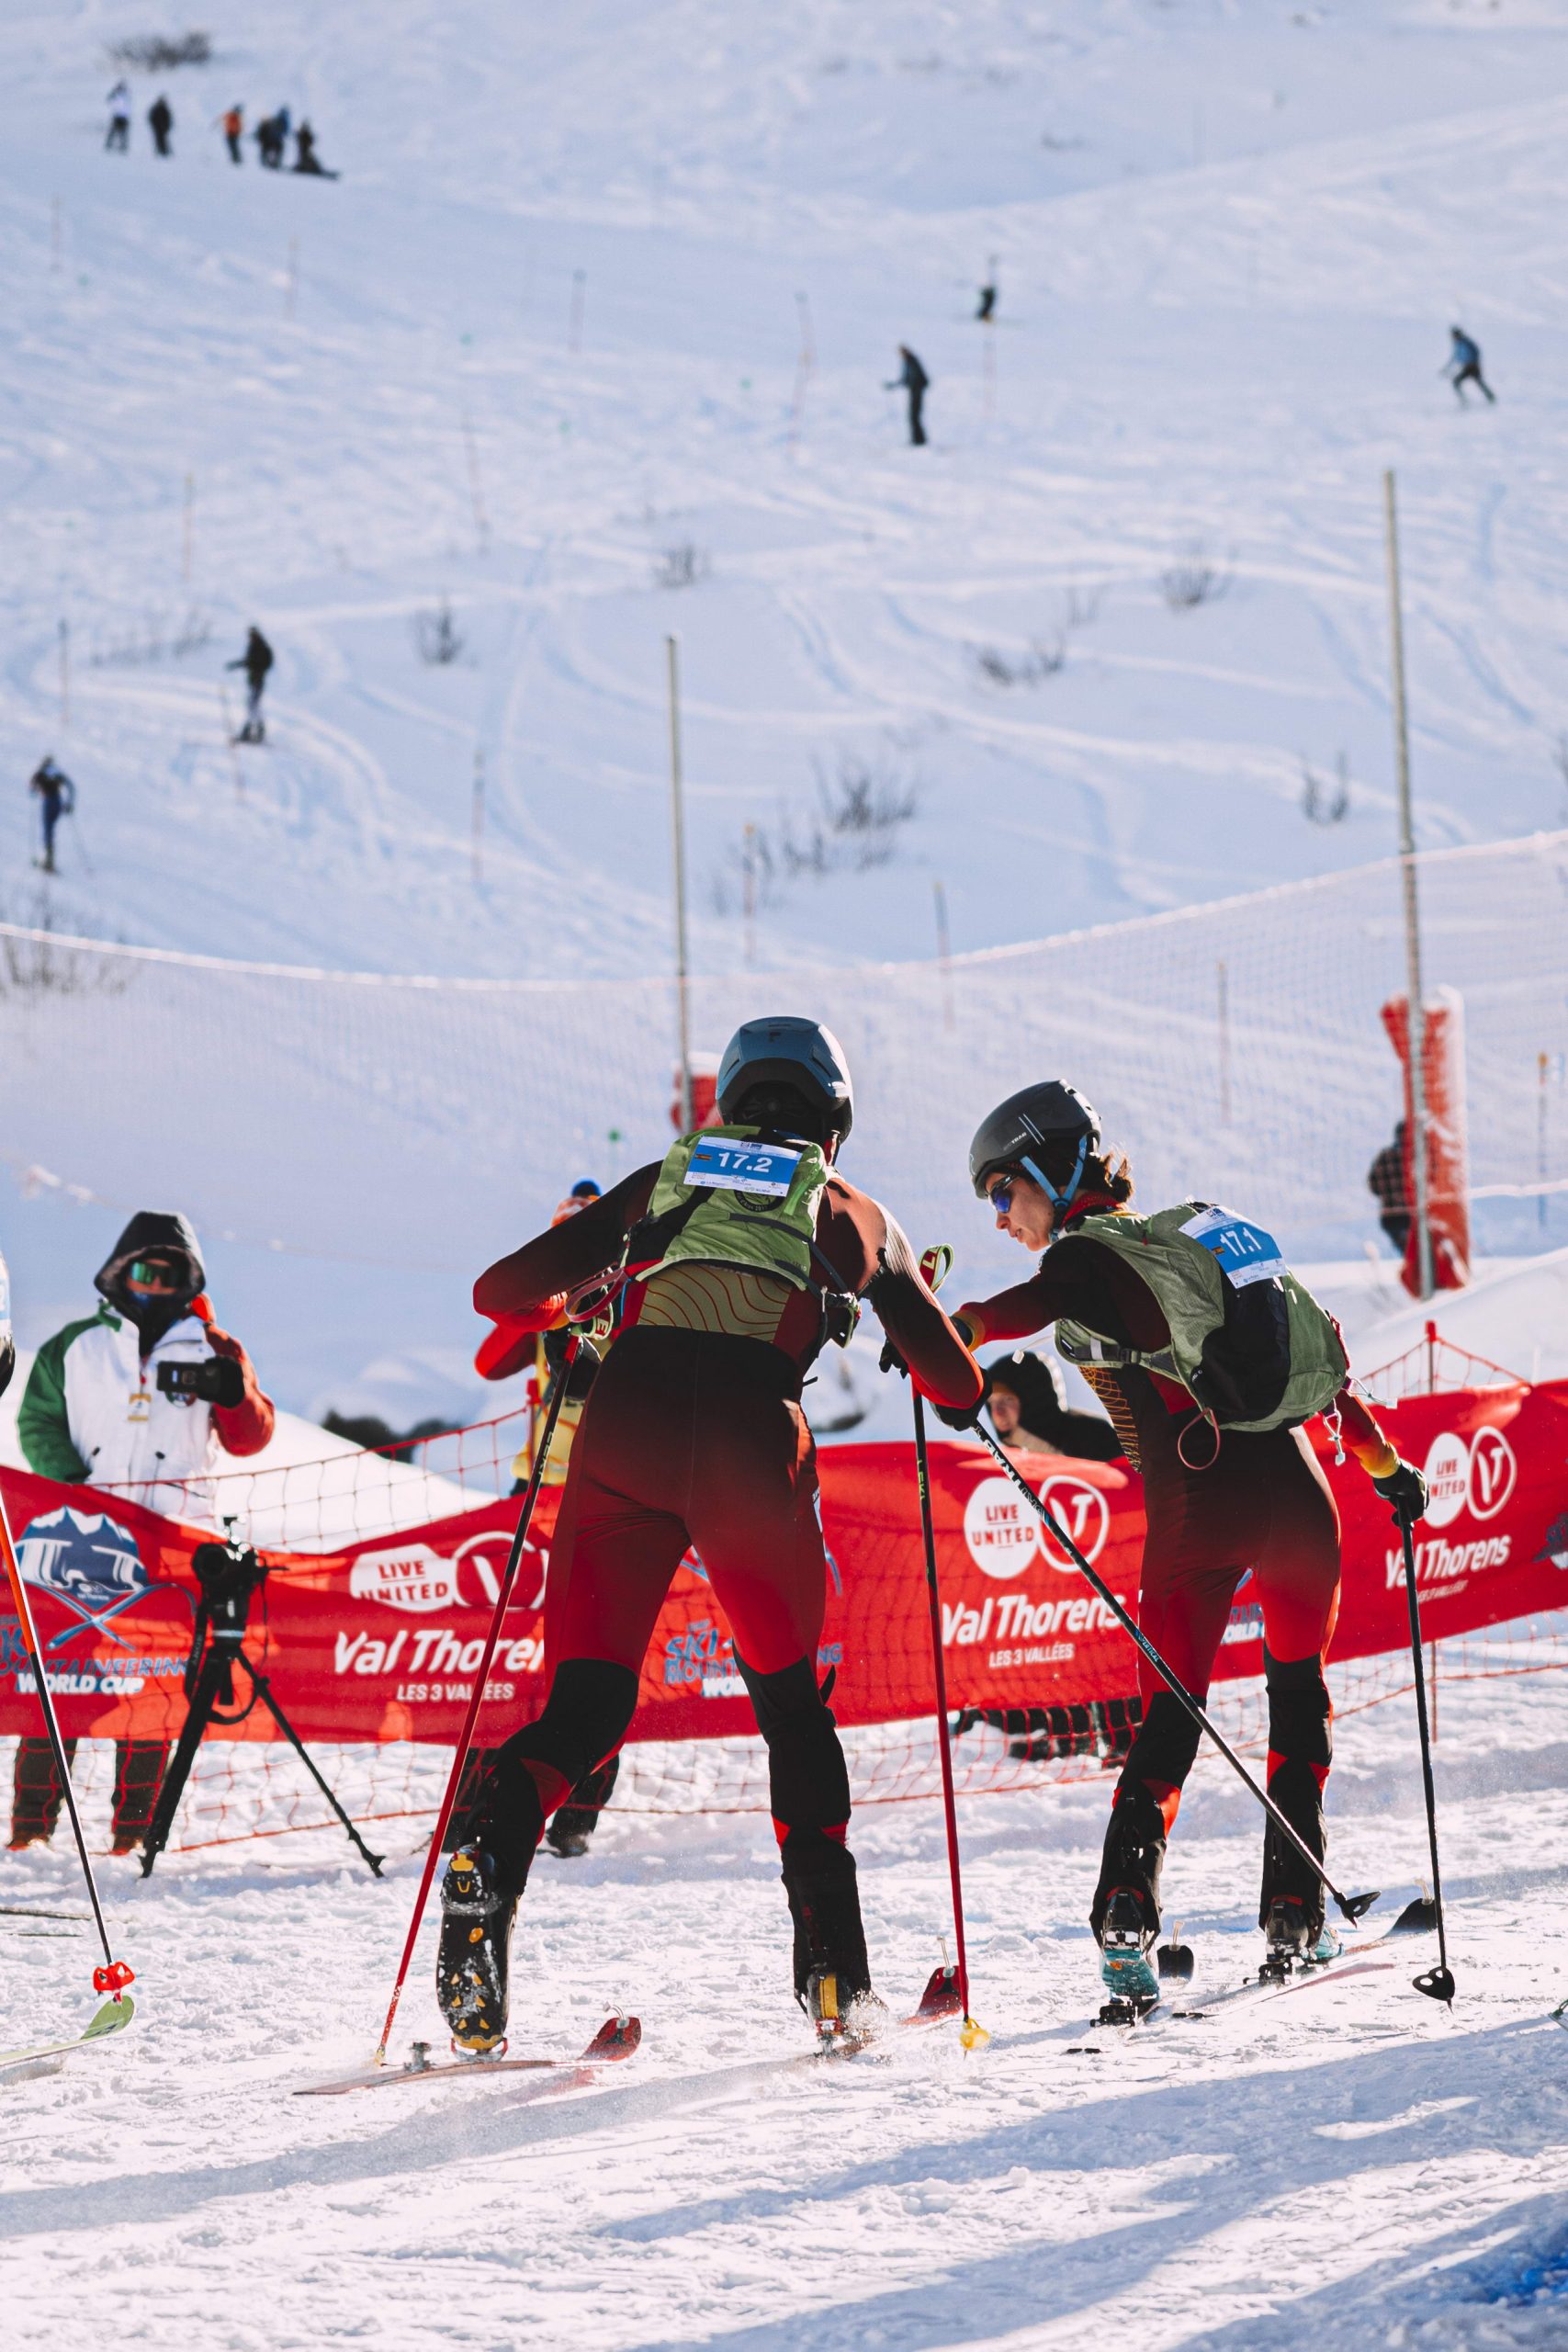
[5,4,1568,2345]
[5,1643,1568,2350]
[5,0,1568,1412]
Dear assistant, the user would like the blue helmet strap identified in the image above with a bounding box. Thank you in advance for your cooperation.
[1021,1132,1089,1219]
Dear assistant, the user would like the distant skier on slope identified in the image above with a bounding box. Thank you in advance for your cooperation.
[949,1083,1428,2009]
[292,120,338,178]
[1444,326,1495,405]
[226,626,274,742]
[216,103,243,164]
[473,1174,621,1861]
[105,80,131,152]
[445,1017,982,2052]
[885,345,929,446]
[254,112,284,168]
[147,94,174,158]
[28,755,75,875]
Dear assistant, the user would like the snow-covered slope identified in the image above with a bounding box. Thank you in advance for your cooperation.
[6,1628,1568,2350]
[6,1,1568,1411]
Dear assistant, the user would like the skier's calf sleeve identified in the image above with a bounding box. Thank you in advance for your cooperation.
[494,1658,640,1803]
[1264,1649,1333,1775]
[735,1653,852,1834]
[1119,1689,1203,1796]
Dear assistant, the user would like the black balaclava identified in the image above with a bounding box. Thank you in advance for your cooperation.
[94,1211,206,1351]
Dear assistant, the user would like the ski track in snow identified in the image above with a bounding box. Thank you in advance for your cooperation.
[4,10,1568,2335]
[4,1661,1568,2349]
[7,0,1568,1401]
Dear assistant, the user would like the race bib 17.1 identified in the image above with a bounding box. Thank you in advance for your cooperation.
[1180,1205,1287,1290]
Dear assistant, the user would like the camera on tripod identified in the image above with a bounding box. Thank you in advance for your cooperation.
[139,1521,382,1881]
[157,1356,246,1408]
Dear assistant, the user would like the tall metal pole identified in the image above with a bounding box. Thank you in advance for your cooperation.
[1383,469,1434,1301]
[666,636,694,1130]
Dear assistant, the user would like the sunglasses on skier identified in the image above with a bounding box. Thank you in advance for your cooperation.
[985,1177,1015,1216]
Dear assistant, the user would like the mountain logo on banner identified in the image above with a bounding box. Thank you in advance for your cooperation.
[16,1507,154,1648]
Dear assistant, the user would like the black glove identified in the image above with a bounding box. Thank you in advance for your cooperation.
[1373,1459,1428,1529]
[931,1395,981,1432]
[879,1337,908,1378]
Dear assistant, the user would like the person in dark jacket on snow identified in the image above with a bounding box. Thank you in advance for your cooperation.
[226,626,274,742]
[292,121,339,178]
[10,1212,276,1855]
[1444,327,1495,405]
[886,345,930,446]
[147,94,174,157]
[28,755,75,875]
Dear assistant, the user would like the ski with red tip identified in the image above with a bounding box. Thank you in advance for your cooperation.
[294,2012,640,2097]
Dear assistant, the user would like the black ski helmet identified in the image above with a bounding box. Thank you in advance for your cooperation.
[969,1081,1100,1205]
[716,1016,854,1141]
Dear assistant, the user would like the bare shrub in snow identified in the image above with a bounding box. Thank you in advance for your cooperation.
[786,752,919,875]
[1160,544,1233,611]
[0,897,131,1001]
[1301,752,1350,826]
[970,638,1065,689]
[414,601,465,666]
[713,751,918,910]
[652,544,710,591]
[88,609,210,666]
[106,31,211,69]
[1062,582,1105,630]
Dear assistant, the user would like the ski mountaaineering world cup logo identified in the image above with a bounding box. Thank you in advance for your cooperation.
[15,1506,156,1650]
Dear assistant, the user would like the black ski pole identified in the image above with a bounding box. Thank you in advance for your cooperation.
[0,1487,135,2009]
[1394,1513,1455,2004]
[910,1389,987,2048]
[971,1424,1380,1928]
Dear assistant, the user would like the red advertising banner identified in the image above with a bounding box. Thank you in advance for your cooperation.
[3,1379,1566,1752]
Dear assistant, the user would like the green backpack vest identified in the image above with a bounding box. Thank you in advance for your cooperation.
[1055,1202,1348,1435]
[633,1125,834,1296]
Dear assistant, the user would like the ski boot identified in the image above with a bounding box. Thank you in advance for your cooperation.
[1098,1889,1161,2025]
[1258,1897,1337,1983]
[435,1844,517,2054]
[802,1966,888,2052]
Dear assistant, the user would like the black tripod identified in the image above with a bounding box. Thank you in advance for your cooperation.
[141,1524,383,1879]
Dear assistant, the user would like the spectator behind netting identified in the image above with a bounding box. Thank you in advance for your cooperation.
[984,1348,1122,1463]
[1368,1119,1412,1257]
[11,1212,275,1855]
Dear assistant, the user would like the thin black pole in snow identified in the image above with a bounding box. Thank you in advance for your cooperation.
[1395,1515,1456,2004]
[0,1488,133,2008]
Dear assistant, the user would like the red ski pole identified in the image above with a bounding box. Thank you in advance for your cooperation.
[373,1335,578,2064]
[0,1484,134,2010]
